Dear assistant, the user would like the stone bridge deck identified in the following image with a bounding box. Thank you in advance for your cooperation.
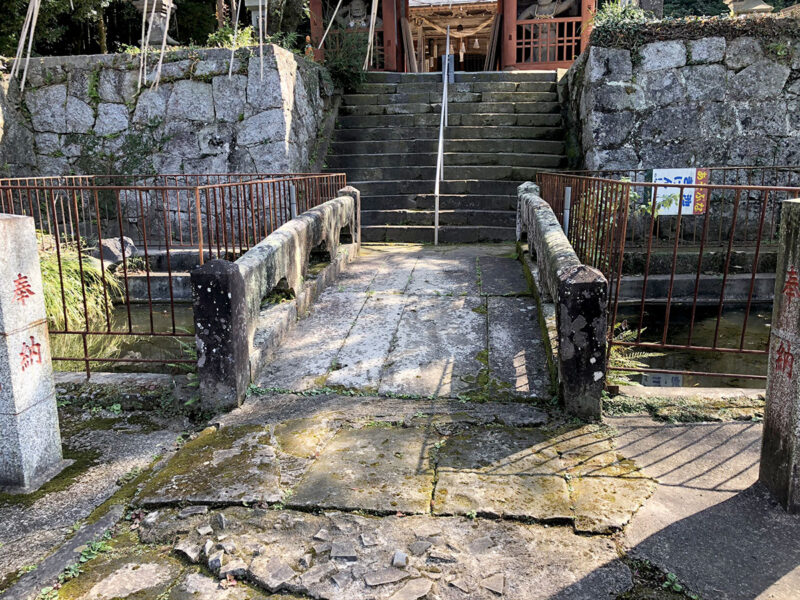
[257,244,550,400]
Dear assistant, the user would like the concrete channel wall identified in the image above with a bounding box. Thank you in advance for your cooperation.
[191,188,360,410]
[517,182,608,419]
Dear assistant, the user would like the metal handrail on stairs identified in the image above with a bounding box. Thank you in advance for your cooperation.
[433,26,451,246]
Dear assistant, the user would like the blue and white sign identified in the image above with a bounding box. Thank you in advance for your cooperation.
[651,168,705,216]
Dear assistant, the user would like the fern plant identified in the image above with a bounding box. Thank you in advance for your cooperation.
[608,322,663,386]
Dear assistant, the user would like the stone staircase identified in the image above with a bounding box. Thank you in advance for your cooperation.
[325,71,567,243]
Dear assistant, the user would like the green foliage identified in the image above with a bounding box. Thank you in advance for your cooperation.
[608,322,663,386]
[663,0,728,17]
[591,13,800,52]
[207,22,256,49]
[322,30,368,91]
[38,238,126,370]
[592,1,655,28]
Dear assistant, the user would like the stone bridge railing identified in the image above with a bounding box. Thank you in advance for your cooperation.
[517,182,608,419]
[191,187,361,409]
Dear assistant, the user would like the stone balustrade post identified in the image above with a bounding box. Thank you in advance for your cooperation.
[338,186,361,250]
[191,260,249,412]
[760,199,800,513]
[0,214,68,492]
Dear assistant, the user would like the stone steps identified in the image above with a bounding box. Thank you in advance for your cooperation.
[333,125,565,141]
[330,71,565,242]
[330,139,565,155]
[362,208,516,228]
[351,81,558,95]
[362,225,516,243]
[349,179,522,195]
[336,112,563,128]
[364,71,557,83]
[339,101,561,116]
[336,164,557,182]
[327,151,565,169]
[361,194,517,211]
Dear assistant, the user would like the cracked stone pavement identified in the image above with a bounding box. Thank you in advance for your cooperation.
[4,244,799,600]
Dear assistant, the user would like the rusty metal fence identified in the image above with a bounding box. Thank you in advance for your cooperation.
[0,172,346,375]
[537,168,800,385]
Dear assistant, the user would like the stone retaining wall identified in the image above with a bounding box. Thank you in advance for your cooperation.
[517,182,608,419]
[563,34,800,170]
[0,45,335,177]
[191,188,360,410]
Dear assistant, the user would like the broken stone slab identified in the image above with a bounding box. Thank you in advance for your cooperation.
[289,426,435,515]
[175,539,202,563]
[136,426,283,507]
[213,513,229,530]
[179,505,209,519]
[197,525,213,536]
[428,549,458,563]
[84,562,177,599]
[0,505,125,600]
[330,540,358,560]
[313,527,332,541]
[364,567,410,586]
[220,558,249,579]
[168,571,272,599]
[482,573,505,595]
[248,556,297,592]
[360,531,381,547]
[208,550,224,574]
[571,469,656,534]
[408,540,432,556]
[388,578,433,600]
[153,507,633,599]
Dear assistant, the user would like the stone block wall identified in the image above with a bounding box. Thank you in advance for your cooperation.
[562,34,800,170]
[0,45,335,178]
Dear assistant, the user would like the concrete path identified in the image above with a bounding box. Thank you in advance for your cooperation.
[257,244,551,400]
[611,416,800,600]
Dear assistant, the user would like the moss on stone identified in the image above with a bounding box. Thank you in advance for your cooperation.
[0,448,101,509]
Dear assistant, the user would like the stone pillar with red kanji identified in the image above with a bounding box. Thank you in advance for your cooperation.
[0,214,67,493]
[760,199,800,513]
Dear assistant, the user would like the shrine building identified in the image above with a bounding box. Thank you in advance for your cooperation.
[309,0,595,72]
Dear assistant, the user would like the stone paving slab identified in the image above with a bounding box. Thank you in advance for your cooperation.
[136,417,343,507]
[138,507,633,600]
[258,292,367,390]
[137,426,284,506]
[379,295,486,397]
[433,426,570,520]
[367,252,420,295]
[326,294,408,390]
[479,255,531,296]
[488,296,551,398]
[289,426,436,515]
[405,255,480,296]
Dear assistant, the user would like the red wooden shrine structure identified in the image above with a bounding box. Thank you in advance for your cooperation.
[309,0,594,72]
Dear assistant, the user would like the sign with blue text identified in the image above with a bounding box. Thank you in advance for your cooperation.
[651,168,710,216]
